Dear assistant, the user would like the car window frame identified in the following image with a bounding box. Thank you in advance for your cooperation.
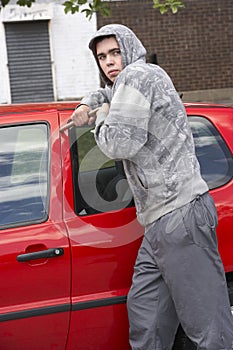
[0,121,50,230]
[188,115,233,190]
[69,125,134,216]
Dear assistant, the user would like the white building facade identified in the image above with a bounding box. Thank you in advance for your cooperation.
[0,1,99,104]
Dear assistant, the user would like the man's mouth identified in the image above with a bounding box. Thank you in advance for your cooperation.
[108,70,119,78]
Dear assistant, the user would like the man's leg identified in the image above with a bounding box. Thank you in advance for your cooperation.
[147,193,233,350]
[127,234,179,350]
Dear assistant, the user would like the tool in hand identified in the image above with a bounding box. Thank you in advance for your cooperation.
[60,107,100,132]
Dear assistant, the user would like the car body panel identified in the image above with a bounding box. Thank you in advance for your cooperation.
[185,104,233,272]
[59,109,143,349]
[0,102,232,349]
[0,109,71,349]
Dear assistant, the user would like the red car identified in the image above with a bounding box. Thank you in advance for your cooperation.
[0,102,232,350]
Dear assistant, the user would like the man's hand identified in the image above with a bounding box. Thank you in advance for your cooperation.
[96,103,110,116]
[71,104,95,126]
[96,103,110,124]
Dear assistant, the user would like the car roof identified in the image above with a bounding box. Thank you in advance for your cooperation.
[0,102,78,115]
[184,102,232,109]
[0,101,232,116]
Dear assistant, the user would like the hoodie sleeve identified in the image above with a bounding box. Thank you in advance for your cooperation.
[94,82,151,160]
[81,86,112,110]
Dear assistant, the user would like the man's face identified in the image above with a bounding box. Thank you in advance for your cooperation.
[96,36,123,83]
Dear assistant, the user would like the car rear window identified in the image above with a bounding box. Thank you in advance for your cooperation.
[189,116,233,190]
[0,123,49,229]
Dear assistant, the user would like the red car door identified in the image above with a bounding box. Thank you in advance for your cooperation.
[0,109,71,350]
[60,104,233,350]
[59,110,144,350]
[186,105,233,272]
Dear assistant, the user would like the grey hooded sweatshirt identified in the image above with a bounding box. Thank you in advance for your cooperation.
[81,24,208,227]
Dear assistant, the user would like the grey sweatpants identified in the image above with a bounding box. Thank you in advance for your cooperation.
[127,192,233,350]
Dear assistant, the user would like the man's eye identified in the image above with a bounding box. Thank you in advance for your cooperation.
[113,50,121,56]
[98,55,105,61]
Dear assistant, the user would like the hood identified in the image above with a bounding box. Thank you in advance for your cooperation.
[89,24,147,85]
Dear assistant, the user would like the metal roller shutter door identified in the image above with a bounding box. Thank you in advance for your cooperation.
[5,20,54,103]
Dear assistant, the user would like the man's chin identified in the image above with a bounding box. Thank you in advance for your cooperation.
[109,75,118,82]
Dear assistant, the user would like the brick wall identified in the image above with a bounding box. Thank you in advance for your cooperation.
[97,0,233,94]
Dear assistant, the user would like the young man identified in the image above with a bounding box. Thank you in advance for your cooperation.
[71,24,233,350]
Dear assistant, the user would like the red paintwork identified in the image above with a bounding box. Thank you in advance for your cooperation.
[0,102,232,349]
[185,104,233,272]
[0,109,71,349]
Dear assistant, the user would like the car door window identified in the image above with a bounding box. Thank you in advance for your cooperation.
[0,123,49,228]
[70,126,133,215]
[189,116,233,190]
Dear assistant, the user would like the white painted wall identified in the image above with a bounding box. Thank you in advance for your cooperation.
[0,1,99,104]
[50,3,100,101]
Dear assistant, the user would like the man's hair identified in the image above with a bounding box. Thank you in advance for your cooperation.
[91,34,116,55]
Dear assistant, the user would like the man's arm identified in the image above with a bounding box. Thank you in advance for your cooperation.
[71,87,112,126]
[94,83,150,160]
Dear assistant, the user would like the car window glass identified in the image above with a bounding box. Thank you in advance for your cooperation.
[0,123,49,228]
[70,126,133,216]
[189,116,233,189]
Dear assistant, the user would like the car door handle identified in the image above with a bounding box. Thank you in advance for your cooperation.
[17,248,64,262]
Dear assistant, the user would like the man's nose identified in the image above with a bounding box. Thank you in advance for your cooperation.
[106,55,114,65]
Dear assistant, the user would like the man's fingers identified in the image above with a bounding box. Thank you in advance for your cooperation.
[60,107,101,132]
[88,107,100,117]
[72,109,89,126]
[88,116,96,125]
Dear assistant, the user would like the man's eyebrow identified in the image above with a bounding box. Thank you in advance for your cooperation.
[97,52,105,58]
[97,48,121,57]
[109,48,121,53]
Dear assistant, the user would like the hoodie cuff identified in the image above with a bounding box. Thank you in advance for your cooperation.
[75,103,89,110]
